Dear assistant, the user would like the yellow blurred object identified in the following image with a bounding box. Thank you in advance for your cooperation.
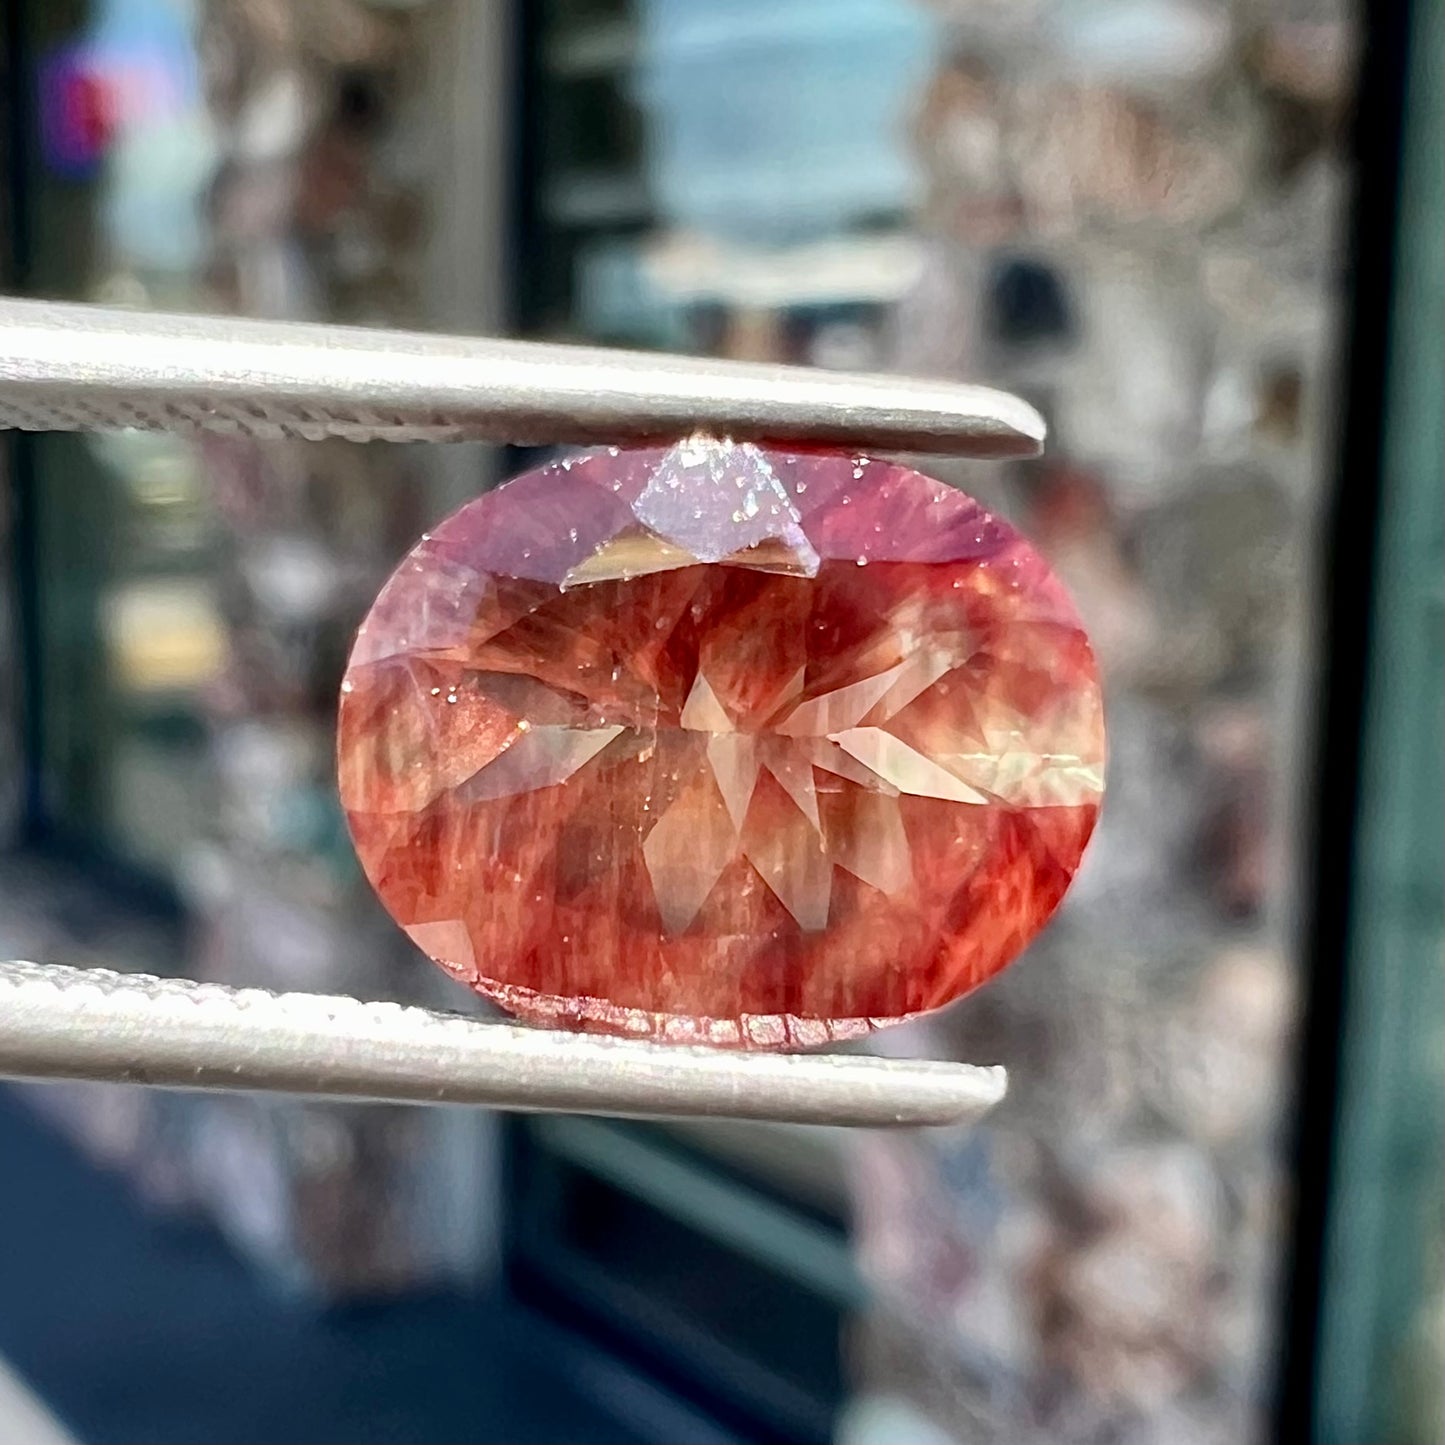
[103,579,226,693]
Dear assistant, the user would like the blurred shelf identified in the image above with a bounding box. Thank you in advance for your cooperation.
[543,20,638,78]
[531,1115,861,1309]
[542,172,653,227]
[653,1117,850,1221]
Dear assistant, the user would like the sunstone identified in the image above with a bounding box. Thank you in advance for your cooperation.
[339,440,1104,1047]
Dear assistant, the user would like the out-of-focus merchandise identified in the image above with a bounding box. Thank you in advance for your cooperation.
[845,0,1353,1440]
[532,0,942,363]
[17,0,483,1297]
[509,0,1366,1436]
[174,0,474,1294]
[0,504,20,841]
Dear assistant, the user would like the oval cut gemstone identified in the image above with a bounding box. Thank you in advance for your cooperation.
[339,441,1104,1047]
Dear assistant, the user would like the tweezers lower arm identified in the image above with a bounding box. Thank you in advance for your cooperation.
[0,962,1005,1128]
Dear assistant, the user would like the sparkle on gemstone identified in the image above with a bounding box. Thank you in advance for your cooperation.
[338,440,1105,1047]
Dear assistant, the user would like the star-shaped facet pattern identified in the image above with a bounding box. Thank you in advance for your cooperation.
[340,440,1104,1046]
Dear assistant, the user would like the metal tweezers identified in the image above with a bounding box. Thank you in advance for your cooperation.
[0,297,1040,1129]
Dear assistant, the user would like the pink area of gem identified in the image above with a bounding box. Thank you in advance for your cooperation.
[338,441,1105,1047]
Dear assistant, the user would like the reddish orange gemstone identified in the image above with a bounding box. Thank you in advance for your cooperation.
[339,441,1104,1046]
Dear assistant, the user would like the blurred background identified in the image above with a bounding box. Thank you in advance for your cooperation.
[0,1,1439,1442]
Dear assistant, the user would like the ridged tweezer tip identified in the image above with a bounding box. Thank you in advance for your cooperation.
[0,296,1044,457]
[0,961,1006,1128]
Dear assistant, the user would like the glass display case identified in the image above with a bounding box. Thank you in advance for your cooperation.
[507,1,1410,1442]
[3,0,501,1299]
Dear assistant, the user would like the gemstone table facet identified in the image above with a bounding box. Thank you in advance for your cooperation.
[339,441,1105,1047]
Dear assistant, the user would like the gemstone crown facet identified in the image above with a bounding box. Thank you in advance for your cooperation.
[339,440,1105,1047]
